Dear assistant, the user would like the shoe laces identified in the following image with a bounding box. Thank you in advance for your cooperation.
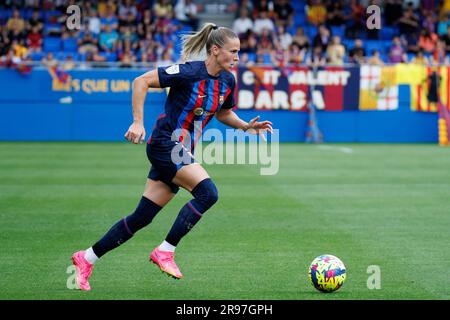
[161,252,175,262]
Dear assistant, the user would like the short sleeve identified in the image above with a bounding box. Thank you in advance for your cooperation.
[157,63,193,88]
[221,74,236,110]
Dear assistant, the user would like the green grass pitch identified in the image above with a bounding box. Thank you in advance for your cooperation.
[1,142,449,300]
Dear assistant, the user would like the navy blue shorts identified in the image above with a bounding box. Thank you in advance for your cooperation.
[146,139,195,194]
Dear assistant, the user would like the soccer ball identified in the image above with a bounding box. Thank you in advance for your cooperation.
[308,254,346,293]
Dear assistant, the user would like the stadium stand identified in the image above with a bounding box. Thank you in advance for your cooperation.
[0,0,450,69]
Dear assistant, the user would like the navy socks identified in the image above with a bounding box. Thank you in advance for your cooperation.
[92,196,162,258]
[91,178,219,258]
[165,178,218,246]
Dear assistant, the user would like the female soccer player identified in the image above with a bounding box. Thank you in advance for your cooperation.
[71,23,273,291]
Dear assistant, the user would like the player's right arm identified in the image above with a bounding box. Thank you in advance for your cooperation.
[124,69,161,144]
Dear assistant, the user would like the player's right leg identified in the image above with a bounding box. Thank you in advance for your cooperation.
[71,178,175,291]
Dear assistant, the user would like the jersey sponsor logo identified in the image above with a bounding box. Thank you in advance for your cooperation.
[194,107,204,116]
[165,64,180,74]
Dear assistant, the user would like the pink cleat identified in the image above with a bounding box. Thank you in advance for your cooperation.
[71,251,94,291]
[150,247,183,279]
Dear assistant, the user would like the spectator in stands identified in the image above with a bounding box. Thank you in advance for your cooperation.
[0,49,21,68]
[27,9,44,33]
[98,0,117,18]
[0,26,11,57]
[99,24,119,53]
[440,25,450,53]
[175,0,199,31]
[271,41,287,67]
[368,49,384,66]
[437,15,449,37]
[312,24,331,53]
[77,32,99,55]
[398,4,420,38]
[118,42,136,68]
[153,0,173,19]
[307,0,327,26]
[273,0,294,27]
[238,52,254,66]
[239,30,258,56]
[326,35,345,65]
[326,1,345,26]
[345,0,365,39]
[256,28,274,56]
[348,39,366,64]
[384,0,403,26]
[238,0,254,19]
[254,0,275,19]
[120,10,139,33]
[431,39,449,65]
[11,40,28,61]
[253,10,275,35]
[119,0,138,25]
[157,49,174,67]
[100,3,119,31]
[422,10,437,34]
[137,9,154,39]
[232,8,254,38]
[389,36,408,63]
[276,25,292,51]
[410,48,429,65]
[287,42,305,65]
[41,52,58,68]
[292,27,310,51]
[83,49,107,68]
[26,25,42,53]
[62,54,76,70]
[87,9,101,36]
[418,29,438,54]
[6,9,26,35]
[306,45,326,68]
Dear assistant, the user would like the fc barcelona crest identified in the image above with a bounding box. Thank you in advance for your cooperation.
[219,95,224,105]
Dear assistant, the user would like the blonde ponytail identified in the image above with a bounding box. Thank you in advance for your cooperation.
[181,23,238,62]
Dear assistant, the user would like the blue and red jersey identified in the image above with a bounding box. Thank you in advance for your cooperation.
[148,61,236,150]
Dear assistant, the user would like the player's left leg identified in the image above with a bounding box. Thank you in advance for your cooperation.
[150,163,218,279]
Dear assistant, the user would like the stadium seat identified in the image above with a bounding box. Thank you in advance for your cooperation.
[304,25,317,39]
[331,26,345,39]
[380,26,398,40]
[342,39,355,51]
[44,10,61,23]
[294,12,305,27]
[365,40,382,54]
[44,23,62,36]
[247,52,256,62]
[29,51,45,62]
[291,1,304,11]
[62,38,78,52]
[263,53,272,64]
[43,37,62,53]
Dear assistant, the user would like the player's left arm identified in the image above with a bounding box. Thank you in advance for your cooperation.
[215,108,273,137]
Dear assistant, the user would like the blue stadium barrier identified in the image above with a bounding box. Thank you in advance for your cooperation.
[0,68,439,143]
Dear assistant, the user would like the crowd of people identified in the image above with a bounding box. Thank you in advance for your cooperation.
[1,0,450,70]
